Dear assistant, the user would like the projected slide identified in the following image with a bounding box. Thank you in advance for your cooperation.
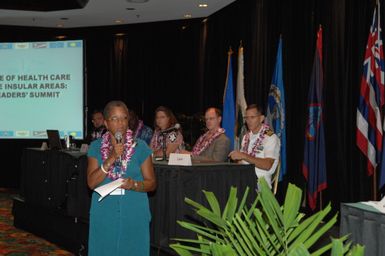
[0,40,84,139]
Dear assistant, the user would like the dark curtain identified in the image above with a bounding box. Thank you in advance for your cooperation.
[0,0,382,215]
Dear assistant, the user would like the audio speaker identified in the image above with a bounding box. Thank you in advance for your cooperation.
[0,0,89,11]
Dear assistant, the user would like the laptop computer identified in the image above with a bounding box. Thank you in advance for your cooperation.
[46,130,63,150]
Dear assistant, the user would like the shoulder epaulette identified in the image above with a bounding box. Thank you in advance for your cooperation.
[265,129,274,136]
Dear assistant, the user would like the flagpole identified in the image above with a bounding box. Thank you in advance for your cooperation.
[374,168,378,200]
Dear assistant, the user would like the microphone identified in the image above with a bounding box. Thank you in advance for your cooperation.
[114,131,123,163]
[115,131,123,143]
[160,123,181,134]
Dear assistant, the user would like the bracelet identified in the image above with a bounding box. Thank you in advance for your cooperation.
[100,163,108,174]
[133,181,138,191]
[140,181,145,191]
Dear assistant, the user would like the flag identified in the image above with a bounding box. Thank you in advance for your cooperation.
[266,37,286,182]
[380,118,385,189]
[235,44,248,150]
[357,3,385,177]
[302,27,327,211]
[223,49,236,150]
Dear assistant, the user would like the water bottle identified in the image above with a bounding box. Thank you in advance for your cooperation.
[64,135,70,149]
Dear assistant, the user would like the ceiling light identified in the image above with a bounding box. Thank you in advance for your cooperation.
[184,14,192,18]
[56,35,67,39]
[115,19,123,23]
[115,33,126,36]
[56,24,64,27]
[198,4,208,8]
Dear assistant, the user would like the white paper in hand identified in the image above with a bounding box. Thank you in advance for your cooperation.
[94,178,124,201]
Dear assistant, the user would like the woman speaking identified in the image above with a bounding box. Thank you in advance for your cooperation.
[87,100,156,256]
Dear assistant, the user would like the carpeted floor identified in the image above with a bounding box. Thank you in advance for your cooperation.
[0,188,73,256]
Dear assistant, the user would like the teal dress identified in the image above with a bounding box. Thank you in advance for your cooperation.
[88,138,152,256]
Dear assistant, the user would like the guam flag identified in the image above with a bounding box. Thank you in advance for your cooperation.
[302,26,327,211]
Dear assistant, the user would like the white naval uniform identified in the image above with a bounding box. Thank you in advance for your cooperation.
[241,130,280,188]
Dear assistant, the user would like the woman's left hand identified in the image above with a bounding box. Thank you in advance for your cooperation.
[121,177,135,190]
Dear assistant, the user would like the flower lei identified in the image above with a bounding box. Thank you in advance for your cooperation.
[150,130,163,151]
[133,120,144,139]
[241,124,270,157]
[100,130,135,180]
[191,128,225,156]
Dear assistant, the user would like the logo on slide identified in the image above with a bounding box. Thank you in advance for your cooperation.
[14,43,29,49]
[15,130,30,137]
[0,43,12,50]
[32,42,48,49]
[33,131,47,137]
[0,131,14,137]
[49,42,64,48]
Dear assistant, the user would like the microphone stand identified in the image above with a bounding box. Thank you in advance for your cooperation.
[161,133,167,161]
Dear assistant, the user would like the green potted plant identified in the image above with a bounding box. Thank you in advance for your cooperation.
[170,179,364,256]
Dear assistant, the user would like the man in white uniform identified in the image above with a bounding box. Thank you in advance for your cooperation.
[229,104,280,188]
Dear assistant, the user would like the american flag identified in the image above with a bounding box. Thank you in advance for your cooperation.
[356,3,385,176]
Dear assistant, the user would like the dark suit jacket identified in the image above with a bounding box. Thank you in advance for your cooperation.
[192,133,230,162]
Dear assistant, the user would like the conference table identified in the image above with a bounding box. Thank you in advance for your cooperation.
[17,148,258,254]
[340,202,385,256]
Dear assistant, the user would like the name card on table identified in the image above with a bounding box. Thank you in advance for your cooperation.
[168,153,192,166]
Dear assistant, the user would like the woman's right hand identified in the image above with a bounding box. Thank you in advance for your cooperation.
[108,138,124,162]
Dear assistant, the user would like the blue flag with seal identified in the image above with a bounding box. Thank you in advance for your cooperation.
[303,27,327,211]
[223,49,236,150]
[266,37,286,182]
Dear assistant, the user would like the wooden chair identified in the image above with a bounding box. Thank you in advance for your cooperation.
[271,161,281,195]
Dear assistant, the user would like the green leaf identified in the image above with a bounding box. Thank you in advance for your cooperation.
[222,187,238,222]
[203,190,221,216]
[283,183,302,230]
[170,243,209,255]
[237,187,250,216]
[177,221,224,242]
[287,243,311,256]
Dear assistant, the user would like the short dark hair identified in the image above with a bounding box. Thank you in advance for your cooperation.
[103,100,129,119]
[206,107,222,117]
[92,109,103,117]
[128,109,139,132]
[246,104,265,115]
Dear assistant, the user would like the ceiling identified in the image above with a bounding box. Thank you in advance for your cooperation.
[0,0,235,28]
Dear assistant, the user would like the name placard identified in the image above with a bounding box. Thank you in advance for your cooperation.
[80,143,89,153]
[168,153,192,166]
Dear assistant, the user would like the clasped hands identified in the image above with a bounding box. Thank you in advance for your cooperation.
[228,150,247,161]
[120,177,137,190]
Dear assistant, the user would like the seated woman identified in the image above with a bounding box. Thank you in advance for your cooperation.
[150,106,183,158]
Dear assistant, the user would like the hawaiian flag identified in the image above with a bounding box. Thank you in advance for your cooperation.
[303,27,327,211]
[356,3,385,177]
[266,37,286,182]
[223,49,236,150]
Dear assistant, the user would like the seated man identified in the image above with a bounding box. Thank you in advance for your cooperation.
[182,107,230,162]
[229,104,280,188]
[128,109,153,145]
[86,109,107,143]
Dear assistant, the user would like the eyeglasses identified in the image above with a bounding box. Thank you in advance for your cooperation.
[243,115,260,120]
[108,116,128,123]
[205,117,218,121]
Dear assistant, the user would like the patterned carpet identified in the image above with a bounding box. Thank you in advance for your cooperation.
[0,189,73,256]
